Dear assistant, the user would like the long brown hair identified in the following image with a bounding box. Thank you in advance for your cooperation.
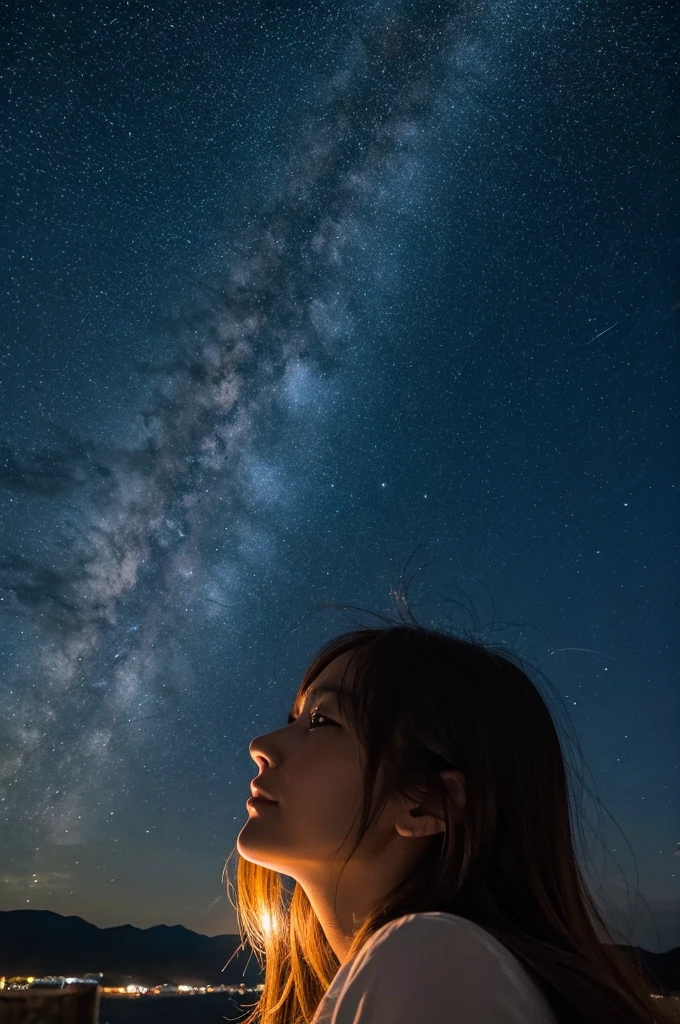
[226,611,672,1024]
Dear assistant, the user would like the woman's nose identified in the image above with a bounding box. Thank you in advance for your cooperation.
[249,742,273,769]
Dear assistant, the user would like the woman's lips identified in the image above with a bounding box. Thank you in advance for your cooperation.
[246,795,278,809]
[249,780,278,802]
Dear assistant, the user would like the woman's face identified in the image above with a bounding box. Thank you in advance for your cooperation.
[237,650,370,881]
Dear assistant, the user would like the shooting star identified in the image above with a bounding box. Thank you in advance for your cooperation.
[587,322,618,343]
[548,647,616,660]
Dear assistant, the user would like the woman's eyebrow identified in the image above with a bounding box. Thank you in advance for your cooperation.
[289,684,343,719]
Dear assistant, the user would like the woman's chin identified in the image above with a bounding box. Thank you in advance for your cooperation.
[236,829,277,867]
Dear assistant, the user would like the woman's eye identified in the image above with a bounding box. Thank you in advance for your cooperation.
[308,706,336,729]
[286,707,337,728]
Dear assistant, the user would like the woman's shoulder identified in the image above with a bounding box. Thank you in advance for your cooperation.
[364,912,554,996]
[366,910,512,954]
[314,912,559,1023]
[360,911,532,977]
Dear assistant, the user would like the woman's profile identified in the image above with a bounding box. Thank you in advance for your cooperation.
[228,614,671,1023]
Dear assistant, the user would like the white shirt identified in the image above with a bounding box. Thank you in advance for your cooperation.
[312,911,560,1023]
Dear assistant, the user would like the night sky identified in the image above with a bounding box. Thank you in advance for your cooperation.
[1,0,678,953]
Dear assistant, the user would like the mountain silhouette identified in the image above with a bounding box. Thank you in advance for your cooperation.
[0,910,678,994]
[0,910,263,988]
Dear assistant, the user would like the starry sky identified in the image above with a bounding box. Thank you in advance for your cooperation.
[1,0,678,953]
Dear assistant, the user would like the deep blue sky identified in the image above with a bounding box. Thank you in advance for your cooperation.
[1,0,677,952]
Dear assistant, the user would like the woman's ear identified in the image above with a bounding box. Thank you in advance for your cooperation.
[395,770,466,839]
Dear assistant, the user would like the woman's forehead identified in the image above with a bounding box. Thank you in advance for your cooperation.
[294,650,358,713]
[315,650,356,685]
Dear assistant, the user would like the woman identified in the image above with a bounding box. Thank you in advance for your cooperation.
[230,621,670,1023]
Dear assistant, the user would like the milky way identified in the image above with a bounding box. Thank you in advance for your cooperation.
[0,0,514,842]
